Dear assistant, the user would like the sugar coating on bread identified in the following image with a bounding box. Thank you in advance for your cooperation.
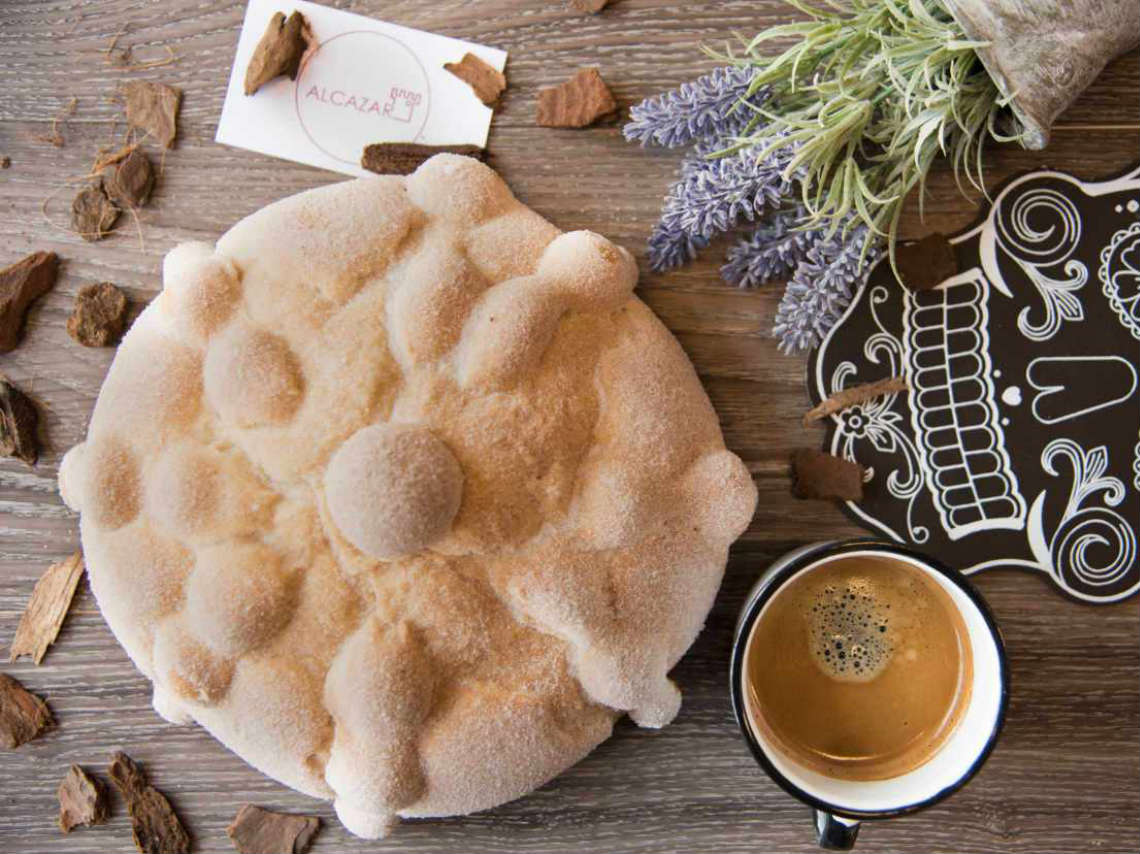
[61,154,757,838]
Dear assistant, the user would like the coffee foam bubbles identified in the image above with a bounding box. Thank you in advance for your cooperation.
[805,579,893,682]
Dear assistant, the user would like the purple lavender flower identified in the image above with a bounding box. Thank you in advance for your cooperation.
[721,210,821,288]
[624,66,768,148]
[647,224,711,272]
[625,67,876,349]
[648,145,794,272]
[773,226,882,352]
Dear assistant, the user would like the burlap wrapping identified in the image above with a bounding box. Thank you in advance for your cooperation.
[945,0,1140,149]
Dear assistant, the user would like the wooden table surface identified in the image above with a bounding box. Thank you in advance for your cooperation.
[1,2,1137,852]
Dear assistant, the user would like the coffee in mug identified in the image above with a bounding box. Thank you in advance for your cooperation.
[730,541,1008,850]
[743,554,973,782]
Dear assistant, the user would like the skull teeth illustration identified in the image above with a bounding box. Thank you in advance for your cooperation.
[810,166,1140,604]
[904,274,1026,539]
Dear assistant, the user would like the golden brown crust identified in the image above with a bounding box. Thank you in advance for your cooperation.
[60,155,757,838]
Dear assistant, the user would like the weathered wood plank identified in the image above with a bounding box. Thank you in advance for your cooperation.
[0,1,1137,852]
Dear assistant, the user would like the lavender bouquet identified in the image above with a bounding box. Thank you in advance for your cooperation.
[626,0,1138,351]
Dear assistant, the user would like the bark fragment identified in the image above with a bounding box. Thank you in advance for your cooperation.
[244,11,314,96]
[362,142,485,175]
[104,148,155,209]
[0,250,59,352]
[109,751,191,854]
[444,53,506,107]
[67,283,129,347]
[227,804,321,854]
[58,764,110,833]
[0,672,52,749]
[0,376,40,466]
[122,81,182,148]
[537,68,617,128]
[10,552,86,665]
[570,0,610,12]
[791,449,865,502]
[72,182,121,242]
[895,232,956,292]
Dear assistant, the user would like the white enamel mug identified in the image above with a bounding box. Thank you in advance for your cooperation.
[730,540,1009,849]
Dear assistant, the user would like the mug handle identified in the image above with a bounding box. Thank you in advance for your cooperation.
[814,810,861,849]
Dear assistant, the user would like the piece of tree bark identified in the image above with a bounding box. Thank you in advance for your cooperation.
[244,11,314,96]
[803,376,908,426]
[72,182,120,242]
[67,283,129,347]
[536,68,617,128]
[570,0,610,12]
[122,81,182,148]
[227,804,321,854]
[361,142,485,175]
[0,375,40,466]
[109,751,191,854]
[104,148,155,209]
[9,552,85,665]
[58,764,110,833]
[0,250,58,352]
[895,232,956,291]
[790,448,865,502]
[0,673,52,749]
[444,53,506,107]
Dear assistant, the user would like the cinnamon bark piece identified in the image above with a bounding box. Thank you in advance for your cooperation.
[109,751,191,854]
[104,148,155,209]
[72,182,120,242]
[803,376,908,426]
[58,764,110,833]
[362,142,485,175]
[9,552,85,665]
[67,283,130,347]
[444,53,506,107]
[244,11,314,95]
[0,250,59,352]
[791,449,865,501]
[0,672,52,748]
[536,68,617,128]
[895,232,956,292]
[122,81,182,148]
[227,804,321,854]
[0,375,40,465]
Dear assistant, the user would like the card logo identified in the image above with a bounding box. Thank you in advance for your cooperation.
[295,30,430,164]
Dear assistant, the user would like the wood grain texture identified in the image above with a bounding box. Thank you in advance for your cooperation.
[1,1,1137,852]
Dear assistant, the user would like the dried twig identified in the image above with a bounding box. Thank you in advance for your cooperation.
[89,142,140,175]
[803,376,908,426]
[104,25,178,71]
[36,97,78,148]
[107,44,178,71]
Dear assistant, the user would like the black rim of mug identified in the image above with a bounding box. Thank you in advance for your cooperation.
[728,538,1011,821]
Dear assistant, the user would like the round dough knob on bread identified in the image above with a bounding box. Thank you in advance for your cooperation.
[59,155,756,838]
[324,424,463,561]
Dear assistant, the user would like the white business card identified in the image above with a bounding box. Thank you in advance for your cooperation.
[216,0,506,177]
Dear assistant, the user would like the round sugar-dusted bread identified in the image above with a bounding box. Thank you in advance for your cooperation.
[59,155,757,838]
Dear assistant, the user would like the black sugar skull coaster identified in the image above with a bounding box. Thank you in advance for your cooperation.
[808,165,1140,603]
